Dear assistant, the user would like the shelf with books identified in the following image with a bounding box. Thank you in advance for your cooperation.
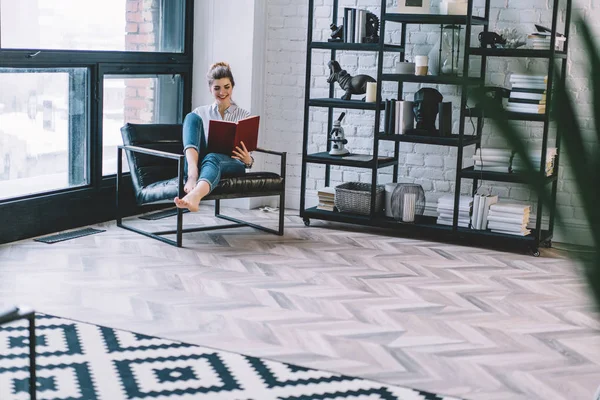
[308,98,385,110]
[377,133,480,147]
[300,0,564,255]
[469,47,568,59]
[381,74,483,85]
[303,207,551,247]
[464,108,546,122]
[460,166,558,184]
[310,42,404,53]
[303,207,450,231]
[384,14,488,26]
[454,226,552,245]
[305,152,397,169]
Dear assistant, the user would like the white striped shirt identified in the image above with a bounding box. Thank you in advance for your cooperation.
[191,101,251,143]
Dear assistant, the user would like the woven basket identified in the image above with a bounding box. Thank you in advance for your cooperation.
[334,182,385,215]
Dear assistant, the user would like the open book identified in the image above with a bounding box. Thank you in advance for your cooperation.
[207,115,260,154]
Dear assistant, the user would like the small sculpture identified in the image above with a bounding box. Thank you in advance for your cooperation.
[363,13,380,43]
[412,88,443,135]
[478,31,507,49]
[328,24,344,42]
[327,60,376,101]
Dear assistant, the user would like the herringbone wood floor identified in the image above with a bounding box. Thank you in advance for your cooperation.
[1,206,598,400]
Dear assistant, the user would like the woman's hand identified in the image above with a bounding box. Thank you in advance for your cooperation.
[232,141,253,167]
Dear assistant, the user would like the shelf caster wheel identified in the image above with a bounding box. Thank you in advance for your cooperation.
[543,240,552,248]
[530,247,540,257]
[303,218,310,227]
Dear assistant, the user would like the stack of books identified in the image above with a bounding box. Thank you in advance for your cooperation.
[512,148,558,176]
[487,202,531,236]
[471,193,499,230]
[528,32,566,50]
[317,187,335,211]
[436,195,472,228]
[473,148,512,172]
[506,74,547,114]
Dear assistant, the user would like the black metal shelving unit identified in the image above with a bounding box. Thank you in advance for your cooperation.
[300,0,570,255]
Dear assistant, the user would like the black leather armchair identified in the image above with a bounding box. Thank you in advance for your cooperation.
[117,123,286,247]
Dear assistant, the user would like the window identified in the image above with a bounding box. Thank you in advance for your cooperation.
[0,68,88,201]
[0,0,193,243]
[0,0,184,52]
[102,74,183,176]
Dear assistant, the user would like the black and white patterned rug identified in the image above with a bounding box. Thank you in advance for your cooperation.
[0,314,461,399]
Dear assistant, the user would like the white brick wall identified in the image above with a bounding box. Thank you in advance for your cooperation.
[262,0,599,245]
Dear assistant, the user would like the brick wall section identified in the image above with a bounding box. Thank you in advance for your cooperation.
[263,0,599,244]
[124,0,158,123]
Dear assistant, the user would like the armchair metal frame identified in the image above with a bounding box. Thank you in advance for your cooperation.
[116,145,286,247]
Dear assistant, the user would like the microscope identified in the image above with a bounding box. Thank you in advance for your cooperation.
[328,112,349,156]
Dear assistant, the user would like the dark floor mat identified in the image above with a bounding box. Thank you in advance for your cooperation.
[139,208,189,220]
[34,227,106,244]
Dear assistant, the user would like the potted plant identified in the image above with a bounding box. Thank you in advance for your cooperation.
[473,13,600,312]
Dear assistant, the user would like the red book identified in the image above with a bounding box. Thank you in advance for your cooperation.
[207,116,260,154]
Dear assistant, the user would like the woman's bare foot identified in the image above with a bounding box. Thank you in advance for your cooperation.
[174,181,210,212]
[184,170,198,193]
[174,193,201,212]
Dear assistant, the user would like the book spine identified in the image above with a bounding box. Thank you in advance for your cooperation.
[350,8,356,44]
[389,99,396,135]
[344,8,351,43]
[384,100,391,135]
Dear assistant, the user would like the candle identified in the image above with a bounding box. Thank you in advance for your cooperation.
[402,192,416,222]
[415,55,429,76]
[365,82,377,102]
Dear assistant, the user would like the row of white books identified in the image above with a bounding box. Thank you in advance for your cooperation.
[383,99,414,135]
[317,187,335,211]
[471,193,498,230]
[436,194,532,236]
[343,8,369,44]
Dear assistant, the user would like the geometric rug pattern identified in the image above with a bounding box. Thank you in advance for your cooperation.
[0,314,462,400]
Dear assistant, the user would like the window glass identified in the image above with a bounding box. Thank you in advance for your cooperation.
[0,0,184,52]
[0,68,88,200]
[102,74,183,176]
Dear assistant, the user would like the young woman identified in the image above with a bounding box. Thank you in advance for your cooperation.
[174,62,254,212]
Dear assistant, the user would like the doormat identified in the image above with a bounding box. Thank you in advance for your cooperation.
[0,314,462,400]
[33,228,105,244]
[139,208,189,220]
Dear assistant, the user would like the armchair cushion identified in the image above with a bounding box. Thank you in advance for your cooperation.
[139,172,284,204]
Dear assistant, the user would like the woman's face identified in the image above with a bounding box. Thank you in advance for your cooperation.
[210,78,233,107]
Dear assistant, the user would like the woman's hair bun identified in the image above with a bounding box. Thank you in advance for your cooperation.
[207,62,235,87]
[210,61,230,70]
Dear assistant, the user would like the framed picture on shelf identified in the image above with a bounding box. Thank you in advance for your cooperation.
[394,0,431,14]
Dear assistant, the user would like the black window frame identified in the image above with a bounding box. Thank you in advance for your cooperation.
[0,0,195,244]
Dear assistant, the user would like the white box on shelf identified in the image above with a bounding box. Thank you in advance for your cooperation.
[440,0,468,15]
[394,0,430,14]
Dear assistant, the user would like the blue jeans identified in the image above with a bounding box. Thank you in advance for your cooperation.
[182,112,245,193]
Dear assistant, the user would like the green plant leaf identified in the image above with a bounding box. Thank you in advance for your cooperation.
[577,16,600,144]
[471,12,600,311]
